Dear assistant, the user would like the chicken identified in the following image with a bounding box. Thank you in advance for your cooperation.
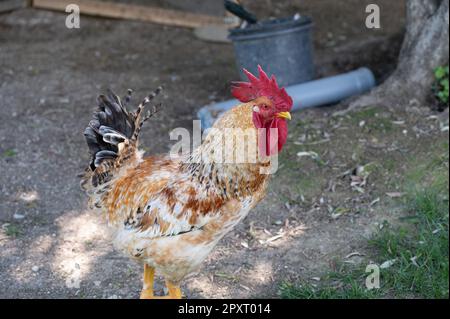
[81,66,293,299]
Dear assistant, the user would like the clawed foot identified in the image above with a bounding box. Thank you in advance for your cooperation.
[140,289,181,299]
[140,288,154,299]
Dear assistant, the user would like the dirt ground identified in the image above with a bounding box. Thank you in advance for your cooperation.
[0,2,447,299]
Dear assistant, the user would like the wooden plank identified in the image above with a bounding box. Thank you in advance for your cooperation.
[0,0,28,13]
[32,0,226,29]
[194,25,231,43]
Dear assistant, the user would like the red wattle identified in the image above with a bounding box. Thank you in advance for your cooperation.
[255,117,288,157]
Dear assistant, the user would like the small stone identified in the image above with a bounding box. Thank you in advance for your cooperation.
[13,213,25,220]
[19,191,39,202]
[380,259,397,269]
[32,266,39,272]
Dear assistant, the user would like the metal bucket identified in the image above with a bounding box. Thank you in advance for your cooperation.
[229,16,315,87]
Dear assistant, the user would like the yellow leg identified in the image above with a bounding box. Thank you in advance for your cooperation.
[166,280,183,299]
[139,264,183,299]
[140,264,155,299]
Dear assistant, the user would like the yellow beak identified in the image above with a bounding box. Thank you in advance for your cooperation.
[276,112,292,120]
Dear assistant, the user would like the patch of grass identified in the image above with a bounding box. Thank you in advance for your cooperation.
[369,187,449,298]
[278,139,326,200]
[294,174,323,200]
[2,149,16,157]
[382,157,397,173]
[406,142,449,188]
[281,169,449,299]
[433,65,449,105]
[279,266,381,299]
[372,117,394,132]
[4,224,21,237]
[350,107,379,122]
[346,106,394,132]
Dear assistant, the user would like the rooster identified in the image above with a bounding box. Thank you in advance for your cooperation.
[82,66,293,299]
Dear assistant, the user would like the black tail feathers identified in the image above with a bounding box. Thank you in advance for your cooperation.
[84,87,163,172]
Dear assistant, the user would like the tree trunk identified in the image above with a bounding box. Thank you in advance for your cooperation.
[342,0,449,113]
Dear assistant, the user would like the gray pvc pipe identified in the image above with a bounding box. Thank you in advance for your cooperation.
[198,67,376,129]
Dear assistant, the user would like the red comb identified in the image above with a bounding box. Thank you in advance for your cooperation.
[231,65,293,112]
